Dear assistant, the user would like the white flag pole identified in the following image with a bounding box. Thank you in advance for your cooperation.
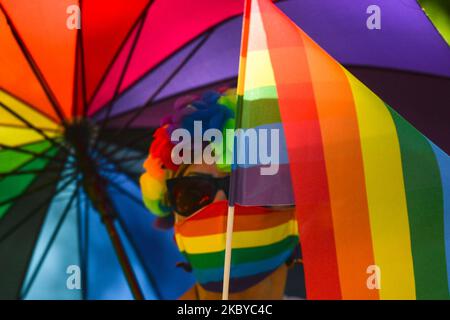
[222,205,235,300]
[221,0,251,300]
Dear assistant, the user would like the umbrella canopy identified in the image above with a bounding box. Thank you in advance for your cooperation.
[89,0,450,153]
[0,0,448,299]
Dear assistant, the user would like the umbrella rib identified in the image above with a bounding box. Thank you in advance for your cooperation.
[0,123,61,132]
[0,148,69,182]
[91,14,148,155]
[76,186,87,300]
[105,176,165,299]
[78,0,89,118]
[0,173,76,243]
[95,133,151,161]
[96,141,146,164]
[100,131,153,161]
[0,4,67,124]
[20,182,80,298]
[96,29,216,158]
[99,76,236,126]
[89,12,242,119]
[95,30,216,162]
[105,175,165,299]
[0,143,68,165]
[85,0,156,110]
[107,178,146,208]
[0,102,72,157]
[109,154,145,163]
[96,148,141,182]
[114,215,163,299]
[0,170,76,207]
[0,167,66,178]
[71,25,81,119]
[0,87,61,124]
[82,188,89,299]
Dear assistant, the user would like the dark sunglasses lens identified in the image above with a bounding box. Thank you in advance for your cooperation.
[171,178,216,216]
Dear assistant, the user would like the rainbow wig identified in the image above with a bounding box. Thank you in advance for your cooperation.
[140,88,237,217]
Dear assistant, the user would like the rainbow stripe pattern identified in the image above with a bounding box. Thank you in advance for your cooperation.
[234,0,450,299]
[174,201,298,293]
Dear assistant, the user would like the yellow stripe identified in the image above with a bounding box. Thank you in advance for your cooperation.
[240,0,276,94]
[244,50,277,92]
[175,219,297,254]
[344,69,416,299]
[0,90,59,130]
[0,127,59,147]
[237,55,247,96]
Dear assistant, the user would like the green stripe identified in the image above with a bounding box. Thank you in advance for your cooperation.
[388,106,449,299]
[0,140,51,173]
[181,235,298,269]
[0,146,58,219]
[241,98,281,128]
[241,86,280,128]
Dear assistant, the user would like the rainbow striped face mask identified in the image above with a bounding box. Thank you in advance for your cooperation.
[174,200,299,293]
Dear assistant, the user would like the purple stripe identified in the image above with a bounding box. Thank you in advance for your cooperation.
[233,164,294,206]
[201,270,274,293]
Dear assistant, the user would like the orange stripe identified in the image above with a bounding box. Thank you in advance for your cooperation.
[301,32,378,299]
[177,209,295,237]
[237,0,252,96]
[258,0,341,299]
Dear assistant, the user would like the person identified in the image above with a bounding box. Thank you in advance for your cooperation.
[140,89,300,300]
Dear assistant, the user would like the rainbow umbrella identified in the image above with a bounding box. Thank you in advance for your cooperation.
[0,0,448,300]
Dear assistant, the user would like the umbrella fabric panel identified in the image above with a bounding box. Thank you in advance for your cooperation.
[0,146,59,218]
[0,127,60,148]
[92,18,241,120]
[105,170,195,300]
[87,20,144,116]
[21,178,81,300]
[82,191,133,300]
[90,36,205,119]
[82,190,159,300]
[0,140,51,173]
[0,160,65,299]
[81,0,149,102]
[102,79,236,130]
[0,11,56,122]
[97,129,152,156]
[277,0,450,77]
[119,0,245,92]
[0,91,59,130]
[1,0,78,119]
[151,18,242,107]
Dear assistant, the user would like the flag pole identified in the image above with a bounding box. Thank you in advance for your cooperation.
[222,0,251,300]
[222,205,235,300]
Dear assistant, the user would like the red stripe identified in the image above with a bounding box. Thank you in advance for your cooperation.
[187,201,273,221]
[257,0,341,299]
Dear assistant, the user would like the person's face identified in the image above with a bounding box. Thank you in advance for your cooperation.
[172,162,294,300]
[174,163,229,223]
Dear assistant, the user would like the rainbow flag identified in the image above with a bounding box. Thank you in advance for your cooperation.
[175,201,298,293]
[233,0,450,299]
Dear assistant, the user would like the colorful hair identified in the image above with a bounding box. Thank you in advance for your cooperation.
[140,88,237,217]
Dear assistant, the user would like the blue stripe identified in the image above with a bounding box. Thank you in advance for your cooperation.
[193,247,293,284]
[429,141,450,292]
[233,122,289,168]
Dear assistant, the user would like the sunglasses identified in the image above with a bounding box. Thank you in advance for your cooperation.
[166,175,230,217]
